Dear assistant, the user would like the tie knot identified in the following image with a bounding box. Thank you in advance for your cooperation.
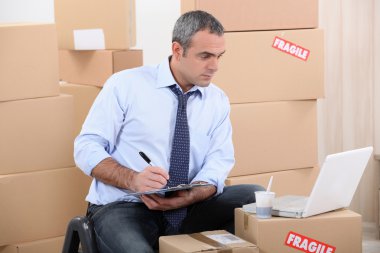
[169,85,195,100]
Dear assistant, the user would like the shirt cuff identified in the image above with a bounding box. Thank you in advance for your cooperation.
[82,151,111,176]
[191,175,224,195]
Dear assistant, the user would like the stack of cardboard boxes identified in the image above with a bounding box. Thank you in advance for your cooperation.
[197,0,324,196]
[177,1,363,253]
[182,0,322,199]
[0,24,90,252]
[0,1,142,252]
[55,0,143,136]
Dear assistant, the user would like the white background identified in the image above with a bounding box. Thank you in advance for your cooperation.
[0,0,180,65]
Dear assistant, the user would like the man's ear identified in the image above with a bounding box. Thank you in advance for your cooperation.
[172,42,183,61]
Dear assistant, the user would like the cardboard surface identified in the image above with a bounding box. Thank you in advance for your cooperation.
[0,95,75,174]
[235,208,362,253]
[160,230,259,253]
[55,0,136,49]
[0,236,64,253]
[213,29,324,103]
[0,167,91,246]
[0,23,59,102]
[181,0,318,31]
[226,167,320,197]
[229,100,318,177]
[60,83,101,135]
[59,49,143,86]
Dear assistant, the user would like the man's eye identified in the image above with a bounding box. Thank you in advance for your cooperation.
[200,54,210,59]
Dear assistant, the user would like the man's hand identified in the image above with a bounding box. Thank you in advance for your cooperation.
[91,157,169,192]
[129,166,169,193]
[140,183,216,211]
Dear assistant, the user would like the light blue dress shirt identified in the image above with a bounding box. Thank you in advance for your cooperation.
[74,57,235,205]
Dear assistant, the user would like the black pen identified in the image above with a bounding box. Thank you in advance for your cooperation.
[139,151,170,185]
[139,151,156,166]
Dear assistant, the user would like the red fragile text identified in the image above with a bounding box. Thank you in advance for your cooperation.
[285,231,336,253]
[272,36,310,61]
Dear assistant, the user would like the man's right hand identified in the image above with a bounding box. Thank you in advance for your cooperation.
[129,166,169,193]
[91,157,169,193]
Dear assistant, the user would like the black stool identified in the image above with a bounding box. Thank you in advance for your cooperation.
[62,216,98,253]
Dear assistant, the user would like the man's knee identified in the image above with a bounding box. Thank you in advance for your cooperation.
[96,235,155,253]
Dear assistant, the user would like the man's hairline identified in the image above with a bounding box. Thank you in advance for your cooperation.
[174,29,225,56]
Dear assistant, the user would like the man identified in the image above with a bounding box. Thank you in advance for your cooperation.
[74,10,264,253]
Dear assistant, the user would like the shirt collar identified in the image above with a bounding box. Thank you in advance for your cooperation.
[156,56,205,98]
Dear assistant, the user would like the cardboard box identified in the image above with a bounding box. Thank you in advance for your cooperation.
[213,29,324,103]
[160,230,259,253]
[60,83,101,135]
[59,49,143,86]
[235,208,362,253]
[0,95,75,174]
[55,0,136,50]
[181,0,318,31]
[0,23,59,102]
[0,236,64,253]
[0,167,91,246]
[229,100,318,177]
[226,167,320,197]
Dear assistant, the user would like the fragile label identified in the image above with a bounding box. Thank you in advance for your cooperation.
[272,36,310,61]
[285,231,336,253]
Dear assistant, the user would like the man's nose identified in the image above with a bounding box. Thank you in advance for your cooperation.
[208,57,219,72]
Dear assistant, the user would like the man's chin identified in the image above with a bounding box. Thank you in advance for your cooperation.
[195,82,211,88]
[195,79,212,87]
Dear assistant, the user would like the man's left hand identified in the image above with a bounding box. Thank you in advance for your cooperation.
[140,183,216,211]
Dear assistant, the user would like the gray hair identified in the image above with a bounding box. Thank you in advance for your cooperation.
[172,10,224,55]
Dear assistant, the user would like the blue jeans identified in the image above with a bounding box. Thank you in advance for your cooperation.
[87,184,264,253]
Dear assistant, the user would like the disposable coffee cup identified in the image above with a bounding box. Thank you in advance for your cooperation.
[255,191,275,219]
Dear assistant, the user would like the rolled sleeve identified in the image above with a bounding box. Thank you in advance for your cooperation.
[74,134,111,175]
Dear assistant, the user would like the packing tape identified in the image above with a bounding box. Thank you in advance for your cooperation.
[189,233,233,253]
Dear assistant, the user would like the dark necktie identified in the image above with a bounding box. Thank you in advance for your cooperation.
[164,85,195,233]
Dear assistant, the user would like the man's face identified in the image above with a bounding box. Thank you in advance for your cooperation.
[172,30,225,91]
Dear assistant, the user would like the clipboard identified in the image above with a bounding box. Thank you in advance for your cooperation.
[128,183,213,197]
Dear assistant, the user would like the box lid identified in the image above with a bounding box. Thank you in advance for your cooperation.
[160,230,258,252]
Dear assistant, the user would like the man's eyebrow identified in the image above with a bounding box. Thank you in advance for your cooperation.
[198,50,226,57]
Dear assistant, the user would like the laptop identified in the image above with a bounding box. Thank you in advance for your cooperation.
[243,146,373,218]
